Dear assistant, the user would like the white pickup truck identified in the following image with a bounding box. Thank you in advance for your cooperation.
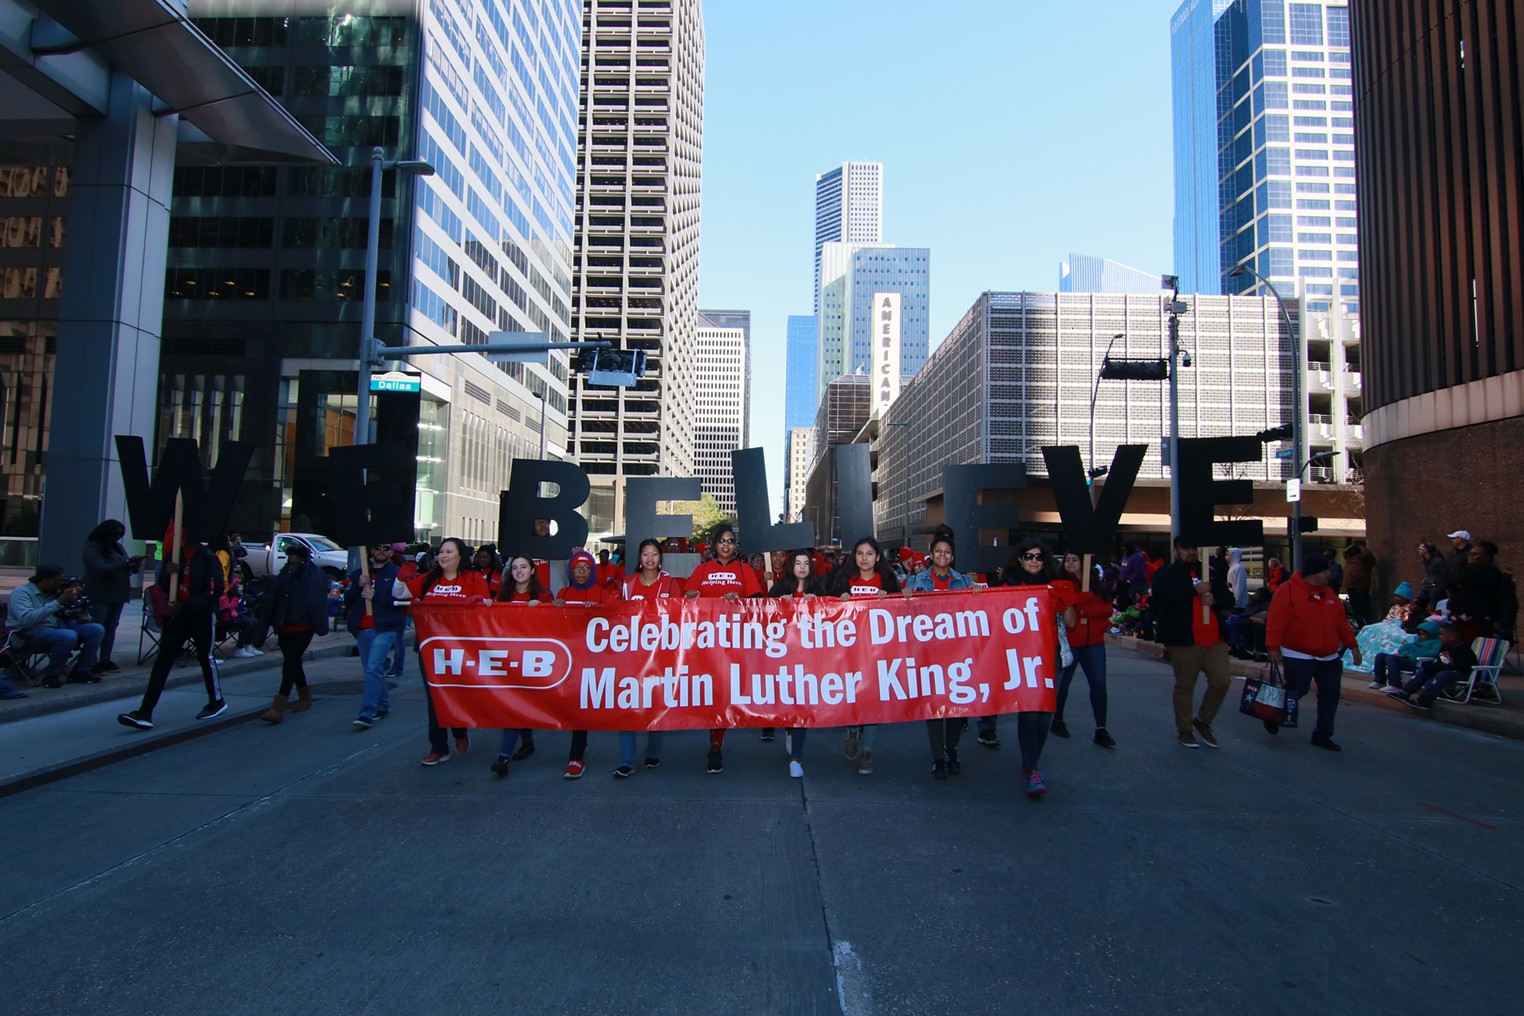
[238,533,350,583]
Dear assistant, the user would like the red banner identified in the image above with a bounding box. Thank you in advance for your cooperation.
[413,588,1057,730]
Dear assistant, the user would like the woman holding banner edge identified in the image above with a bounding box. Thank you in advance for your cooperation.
[1000,538,1075,797]
[394,538,491,767]
[832,536,899,776]
[615,538,684,776]
[769,549,825,777]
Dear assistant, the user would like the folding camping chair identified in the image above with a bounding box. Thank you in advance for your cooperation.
[1443,637,1511,705]
[137,584,168,665]
[0,601,52,686]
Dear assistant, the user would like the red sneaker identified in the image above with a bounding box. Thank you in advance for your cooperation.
[563,759,585,780]
[420,753,451,767]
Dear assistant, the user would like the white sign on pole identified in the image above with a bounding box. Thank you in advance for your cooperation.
[1286,478,1302,503]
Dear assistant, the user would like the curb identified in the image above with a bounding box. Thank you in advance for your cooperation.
[0,637,358,725]
[1106,634,1524,742]
[0,703,270,799]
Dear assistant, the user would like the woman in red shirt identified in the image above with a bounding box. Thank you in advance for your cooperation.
[831,537,899,776]
[613,539,684,776]
[395,537,490,767]
[488,554,552,776]
[1054,552,1117,749]
[768,550,826,778]
[683,525,764,773]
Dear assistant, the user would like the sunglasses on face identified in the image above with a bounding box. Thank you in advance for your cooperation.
[1021,552,1045,561]
[718,538,736,545]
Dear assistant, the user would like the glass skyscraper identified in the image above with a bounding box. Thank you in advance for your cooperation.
[784,314,817,432]
[814,162,881,314]
[817,243,929,399]
[1058,253,1162,294]
[1171,0,1357,314]
[160,0,581,543]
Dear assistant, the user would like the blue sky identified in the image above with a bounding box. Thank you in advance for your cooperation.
[696,1,1181,503]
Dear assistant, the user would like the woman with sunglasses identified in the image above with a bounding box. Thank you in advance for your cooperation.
[684,524,765,773]
[999,538,1077,797]
[614,538,684,776]
[831,536,899,776]
[769,549,825,778]
[903,534,983,779]
[1054,552,1117,748]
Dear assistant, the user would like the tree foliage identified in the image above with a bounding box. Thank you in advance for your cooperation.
[664,494,731,547]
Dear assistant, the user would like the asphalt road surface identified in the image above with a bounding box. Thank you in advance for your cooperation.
[3,651,1521,1015]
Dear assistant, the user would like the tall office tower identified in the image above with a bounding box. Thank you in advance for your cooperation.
[569,0,705,536]
[158,0,581,545]
[784,315,818,432]
[1352,0,1524,568]
[783,313,816,498]
[813,162,881,312]
[787,427,814,523]
[693,309,749,516]
[1059,253,1162,294]
[816,242,929,400]
[1171,0,1358,314]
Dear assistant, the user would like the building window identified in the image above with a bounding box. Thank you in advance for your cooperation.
[1289,3,1324,46]
[165,268,270,300]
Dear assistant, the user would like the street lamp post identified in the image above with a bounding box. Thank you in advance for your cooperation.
[1230,265,1304,570]
[1088,333,1125,507]
[357,146,435,448]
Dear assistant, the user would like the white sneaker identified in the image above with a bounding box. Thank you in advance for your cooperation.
[233,647,260,658]
[1367,680,1384,690]
[248,647,264,655]
[788,760,804,779]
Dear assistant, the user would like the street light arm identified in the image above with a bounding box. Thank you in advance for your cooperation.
[1232,264,1307,570]
[1089,332,1125,479]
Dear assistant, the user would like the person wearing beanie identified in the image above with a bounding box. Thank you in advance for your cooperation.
[552,549,617,779]
[1368,620,1443,691]
[1265,554,1361,750]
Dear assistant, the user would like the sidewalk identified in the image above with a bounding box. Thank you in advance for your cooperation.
[0,626,363,796]
[1106,634,1524,741]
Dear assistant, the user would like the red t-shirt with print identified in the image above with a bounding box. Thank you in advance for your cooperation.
[684,559,765,598]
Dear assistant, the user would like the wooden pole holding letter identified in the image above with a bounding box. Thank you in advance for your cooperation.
[168,491,184,601]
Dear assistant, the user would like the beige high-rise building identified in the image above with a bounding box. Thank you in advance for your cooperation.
[693,310,749,516]
[569,0,705,536]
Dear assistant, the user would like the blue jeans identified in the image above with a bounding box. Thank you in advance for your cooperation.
[1056,643,1108,727]
[1372,652,1417,688]
[89,601,125,665]
[29,623,104,677]
[1017,711,1052,771]
[1280,655,1343,738]
[355,627,399,719]
[618,730,665,767]
[1400,665,1464,706]
[386,621,408,675]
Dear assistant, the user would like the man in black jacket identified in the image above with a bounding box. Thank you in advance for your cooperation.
[117,538,225,730]
[1152,536,1234,749]
[1449,540,1505,641]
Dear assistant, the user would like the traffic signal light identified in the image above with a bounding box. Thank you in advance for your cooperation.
[1298,516,1319,533]
[1099,357,1170,381]
[1257,423,1294,441]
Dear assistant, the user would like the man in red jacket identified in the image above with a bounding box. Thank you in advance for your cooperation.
[1266,554,1362,750]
